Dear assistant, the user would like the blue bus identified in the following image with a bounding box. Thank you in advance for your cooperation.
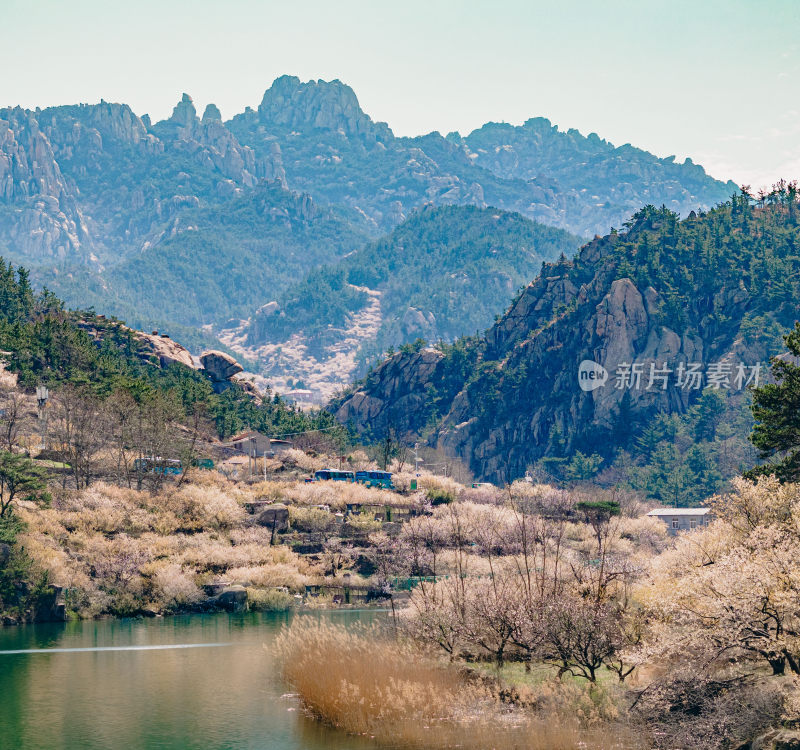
[133,457,182,475]
[355,470,394,489]
[314,469,355,483]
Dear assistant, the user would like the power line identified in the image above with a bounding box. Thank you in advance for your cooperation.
[268,425,341,439]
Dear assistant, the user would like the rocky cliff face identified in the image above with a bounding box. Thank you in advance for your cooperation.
[0,107,90,261]
[0,93,284,265]
[228,76,736,237]
[336,347,447,437]
[334,200,796,482]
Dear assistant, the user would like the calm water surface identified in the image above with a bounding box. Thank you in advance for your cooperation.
[0,610,382,750]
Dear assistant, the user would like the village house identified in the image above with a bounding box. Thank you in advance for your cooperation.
[226,430,293,457]
[647,507,713,535]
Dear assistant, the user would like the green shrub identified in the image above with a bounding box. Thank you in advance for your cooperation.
[289,506,335,533]
[345,511,382,533]
[247,587,295,611]
[426,487,455,506]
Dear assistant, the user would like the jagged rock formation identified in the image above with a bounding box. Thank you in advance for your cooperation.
[0,108,90,261]
[257,75,392,141]
[336,347,446,437]
[334,197,800,482]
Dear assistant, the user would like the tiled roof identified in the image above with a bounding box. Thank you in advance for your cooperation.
[647,508,712,516]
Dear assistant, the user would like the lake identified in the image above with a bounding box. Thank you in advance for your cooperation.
[0,611,382,750]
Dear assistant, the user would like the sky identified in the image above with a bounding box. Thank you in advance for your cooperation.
[2,0,799,190]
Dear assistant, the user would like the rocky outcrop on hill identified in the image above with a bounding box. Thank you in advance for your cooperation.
[76,318,197,370]
[336,347,446,437]
[201,350,243,380]
[133,331,196,369]
[335,200,796,482]
[200,350,244,393]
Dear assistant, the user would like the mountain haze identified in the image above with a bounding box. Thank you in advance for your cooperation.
[0,75,739,388]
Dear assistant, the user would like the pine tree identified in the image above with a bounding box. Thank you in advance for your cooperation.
[746,322,800,481]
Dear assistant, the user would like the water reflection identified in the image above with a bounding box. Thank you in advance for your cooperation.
[0,611,381,750]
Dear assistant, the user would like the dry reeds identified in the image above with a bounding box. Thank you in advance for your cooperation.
[275,618,639,749]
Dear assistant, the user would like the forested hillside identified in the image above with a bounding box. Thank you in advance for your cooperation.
[243,205,580,365]
[335,184,800,500]
[0,259,341,442]
[39,182,365,335]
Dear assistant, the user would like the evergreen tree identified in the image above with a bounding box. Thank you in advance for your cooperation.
[746,322,800,481]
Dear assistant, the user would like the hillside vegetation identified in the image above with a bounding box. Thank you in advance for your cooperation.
[335,185,800,497]
[0,259,342,444]
[42,183,365,333]
[244,205,580,364]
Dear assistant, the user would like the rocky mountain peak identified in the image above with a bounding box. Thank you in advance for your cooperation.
[170,93,198,128]
[257,75,392,141]
[202,103,222,123]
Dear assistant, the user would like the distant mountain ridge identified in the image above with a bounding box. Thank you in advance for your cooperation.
[228,75,737,237]
[1,76,737,264]
[0,76,739,384]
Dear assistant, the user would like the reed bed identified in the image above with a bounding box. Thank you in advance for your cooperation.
[274,618,639,750]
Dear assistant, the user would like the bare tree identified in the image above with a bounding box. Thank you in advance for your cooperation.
[129,393,182,492]
[0,389,27,452]
[106,388,139,488]
[321,538,355,577]
[542,597,624,682]
[50,386,110,489]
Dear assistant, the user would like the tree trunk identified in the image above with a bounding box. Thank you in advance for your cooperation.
[768,655,786,675]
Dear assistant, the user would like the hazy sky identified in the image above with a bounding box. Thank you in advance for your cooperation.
[3,0,798,189]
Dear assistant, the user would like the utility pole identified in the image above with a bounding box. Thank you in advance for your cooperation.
[36,385,49,452]
[414,442,420,476]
